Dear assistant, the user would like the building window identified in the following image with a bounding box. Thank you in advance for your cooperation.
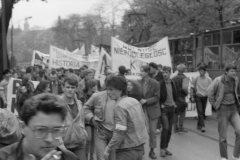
[204,34,212,46]
[213,32,220,45]
[196,36,202,49]
[233,30,240,43]
[223,31,232,44]
[195,38,198,48]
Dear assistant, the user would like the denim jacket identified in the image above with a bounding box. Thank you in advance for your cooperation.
[84,91,110,123]
[59,95,87,149]
[207,74,240,110]
[107,97,148,150]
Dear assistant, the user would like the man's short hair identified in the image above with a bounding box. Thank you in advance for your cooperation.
[69,68,74,73]
[141,65,150,73]
[198,65,207,71]
[176,64,186,73]
[162,66,172,73]
[20,93,67,125]
[149,62,158,70]
[80,65,88,70]
[158,64,163,69]
[106,75,127,96]
[64,74,79,87]
[118,65,128,74]
[82,69,94,78]
[225,63,237,71]
[26,66,33,74]
[84,79,98,93]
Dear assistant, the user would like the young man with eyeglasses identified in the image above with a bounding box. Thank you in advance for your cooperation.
[0,93,78,160]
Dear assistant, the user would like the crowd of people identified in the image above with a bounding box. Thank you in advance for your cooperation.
[0,62,240,160]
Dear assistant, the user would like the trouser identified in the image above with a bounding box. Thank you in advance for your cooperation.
[148,118,158,148]
[196,96,208,128]
[217,104,240,159]
[95,127,115,160]
[116,144,144,160]
[157,116,162,129]
[160,107,175,149]
[85,125,94,160]
[174,109,186,129]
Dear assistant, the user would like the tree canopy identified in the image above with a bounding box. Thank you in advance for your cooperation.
[121,0,240,43]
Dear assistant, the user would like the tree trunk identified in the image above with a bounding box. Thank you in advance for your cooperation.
[0,0,14,80]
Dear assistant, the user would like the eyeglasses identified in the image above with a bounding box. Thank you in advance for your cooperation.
[28,126,68,139]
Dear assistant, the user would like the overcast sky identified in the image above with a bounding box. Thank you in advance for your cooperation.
[12,0,129,29]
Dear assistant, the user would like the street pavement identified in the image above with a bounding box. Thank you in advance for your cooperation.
[143,113,236,160]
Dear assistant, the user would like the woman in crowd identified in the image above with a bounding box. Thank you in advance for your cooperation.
[16,74,34,115]
[78,69,94,99]
[127,79,141,101]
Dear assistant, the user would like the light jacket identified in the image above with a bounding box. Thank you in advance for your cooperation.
[84,91,112,123]
[107,97,148,150]
[207,74,240,110]
[59,94,87,149]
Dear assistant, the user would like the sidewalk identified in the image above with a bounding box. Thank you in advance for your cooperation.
[184,113,235,147]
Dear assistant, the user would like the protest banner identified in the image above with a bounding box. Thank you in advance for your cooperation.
[94,48,112,88]
[95,48,112,78]
[49,45,86,69]
[31,50,50,68]
[72,45,86,57]
[111,37,172,74]
[7,78,39,114]
[89,45,100,61]
[18,62,31,68]
[88,60,99,69]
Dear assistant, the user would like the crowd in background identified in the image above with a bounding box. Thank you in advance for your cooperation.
[0,62,240,160]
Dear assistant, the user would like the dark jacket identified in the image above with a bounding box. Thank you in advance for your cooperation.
[128,92,141,101]
[152,71,164,83]
[172,73,188,98]
[139,77,161,119]
[172,73,188,112]
[0,138,79,160]
[159,80,178,104]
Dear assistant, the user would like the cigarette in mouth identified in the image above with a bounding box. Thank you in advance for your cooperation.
[52,154,60,159]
